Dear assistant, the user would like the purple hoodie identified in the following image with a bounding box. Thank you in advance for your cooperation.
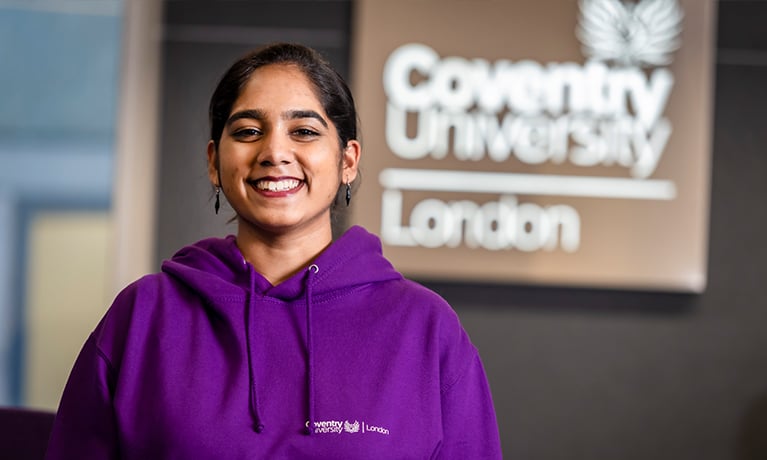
[46,226,502,459]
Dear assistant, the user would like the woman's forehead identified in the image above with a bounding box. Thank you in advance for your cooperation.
[237,64,322,107]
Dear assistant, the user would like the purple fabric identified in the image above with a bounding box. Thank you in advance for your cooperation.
[45,226,502,459]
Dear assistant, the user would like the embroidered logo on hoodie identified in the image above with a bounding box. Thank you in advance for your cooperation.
[311,419,389,436]
[344,420,360,433]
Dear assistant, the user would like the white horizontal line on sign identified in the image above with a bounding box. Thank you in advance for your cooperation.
[379,168,677,200]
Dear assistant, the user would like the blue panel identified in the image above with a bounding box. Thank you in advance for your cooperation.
[0,7,122,142]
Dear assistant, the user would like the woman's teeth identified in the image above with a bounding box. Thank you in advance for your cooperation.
[255,179,300,192]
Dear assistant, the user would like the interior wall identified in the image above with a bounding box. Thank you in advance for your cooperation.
[156,1,767,459]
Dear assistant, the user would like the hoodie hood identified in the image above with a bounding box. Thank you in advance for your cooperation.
[160,225,402,434]
[161,225,401,305]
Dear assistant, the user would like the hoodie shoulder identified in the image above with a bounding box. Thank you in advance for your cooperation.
[91,273,165,372]
[409,281,478,393]
[386,276,457,319]
[93,237,250,370]
[367,275,479,393]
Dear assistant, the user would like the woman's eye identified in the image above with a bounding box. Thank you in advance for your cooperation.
[293,128,319,138]
[233,128,260,139]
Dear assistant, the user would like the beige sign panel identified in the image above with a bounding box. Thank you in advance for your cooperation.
[351,0,715,292]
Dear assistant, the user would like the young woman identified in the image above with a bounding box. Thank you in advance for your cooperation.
[46,43,502,459]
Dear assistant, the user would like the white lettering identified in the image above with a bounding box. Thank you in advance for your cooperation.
[509,60,545,116]
[385,105,668,178]
[382,44,674,122]
[409,198,454,248]
[382,43,438,111]
[312,420,343,434]
[381,192,581,252]
[473,58,514,112]
[631,117,672,179]
[431,56,475,111]
[381,189,416,246]
[363,423,390,435]
[385,103,437,160]
[382,44,675,178]
[628,68,674,129]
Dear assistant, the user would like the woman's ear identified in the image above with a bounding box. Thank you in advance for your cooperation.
[207,140,219,186]
[342,140,361,182]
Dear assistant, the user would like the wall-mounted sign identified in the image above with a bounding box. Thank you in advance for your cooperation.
[351,0,715,292]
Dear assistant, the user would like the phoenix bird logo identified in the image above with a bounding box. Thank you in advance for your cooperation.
[577,0,683,67]
[344,420,360,433]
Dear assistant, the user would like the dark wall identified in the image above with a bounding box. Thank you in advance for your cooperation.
[157,1,767,458]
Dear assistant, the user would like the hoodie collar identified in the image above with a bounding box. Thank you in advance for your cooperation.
[162,226,401,305]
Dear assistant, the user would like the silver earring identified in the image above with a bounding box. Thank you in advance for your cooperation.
[215,186,221,214]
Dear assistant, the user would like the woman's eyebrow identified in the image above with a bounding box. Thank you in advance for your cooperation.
[284,109,328,128]
[226,108,329,129]
[226,109,266,127]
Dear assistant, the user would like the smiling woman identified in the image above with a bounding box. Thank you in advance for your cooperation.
[208,61,360,285]
[45,43,502,460]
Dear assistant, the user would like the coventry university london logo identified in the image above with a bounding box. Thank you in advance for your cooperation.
[309,419,389,435]
[378,0,684,254]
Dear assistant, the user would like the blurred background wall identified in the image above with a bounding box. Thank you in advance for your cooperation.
[2,1,767,459]
[0,0,121,409]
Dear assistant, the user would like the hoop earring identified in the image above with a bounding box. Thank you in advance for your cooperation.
[214,186,221,214]
[345,181,351,206]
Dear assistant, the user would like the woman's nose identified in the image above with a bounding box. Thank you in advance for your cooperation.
[257,132,294,166]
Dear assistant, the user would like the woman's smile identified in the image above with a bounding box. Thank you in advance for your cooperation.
[249,176,304,195]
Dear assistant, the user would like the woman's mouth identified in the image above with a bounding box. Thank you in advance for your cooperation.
[251,178,302,193]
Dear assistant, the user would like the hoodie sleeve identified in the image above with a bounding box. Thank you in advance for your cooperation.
[44,332,119,459]
[436,351,503,459]
[429,299,502,459]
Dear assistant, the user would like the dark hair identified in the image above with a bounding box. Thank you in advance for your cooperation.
[208,43,358,151]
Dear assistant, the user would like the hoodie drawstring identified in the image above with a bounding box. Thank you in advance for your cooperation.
[244,263,319,435]
[246,266,265,433]
[304,264,318,435]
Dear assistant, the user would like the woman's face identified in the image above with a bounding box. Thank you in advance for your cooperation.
[208,64,360,239]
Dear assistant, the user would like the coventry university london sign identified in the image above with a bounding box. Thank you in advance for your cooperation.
[351,0,716,292]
